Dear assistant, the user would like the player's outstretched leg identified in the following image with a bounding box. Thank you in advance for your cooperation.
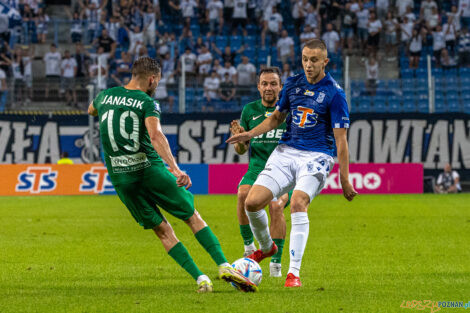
[285,190,311,288]
[152,221,213,293]
[268,193,289,277]
[184,210,258,292]
[238,185,257,256]
[244,185,278,263]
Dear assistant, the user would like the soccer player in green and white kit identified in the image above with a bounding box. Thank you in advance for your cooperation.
[230,67,291,277]
[87,57,257,293]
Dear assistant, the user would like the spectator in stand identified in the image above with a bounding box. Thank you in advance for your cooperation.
[404,6,416,22]
[218,72,235,103]
[43,43,61,99]
[291,0,308,37]
[110,51,132,86]
[8,47,24,106]
[223,0,234,27]
[432,24,446,67]
[70,11,84,43]
[384,12,398,61]
[89,59,108,91]
[232,0,248,35]
[236,55,256,87]
[458,27,470,67]
[0,12,11,45]
[277,29,294,65]
[400,16,414,53]
[206,0,223,34]
[212,44,245,64]
[194,36,208,54]
[161,52,176,81]
[375,0,388,20]
[0,65,6,111]
[322,23,340,54]
[178,47,197,83]
[197,44,213,77]
[447,5,461,32]
[304,2,320,32]
[143,5,157,47]
[434,163,461,193]
[129,6,144,29]
[300,25,317,49]
[396,0,414,18]
[420,0,438,23]
[60,50,78,107]
[180,0,198,27]
[212,58,223,75]
[79,1,105,43]
[104,14,121,43]
[179,26,195,51]
[74,42,91,88]
[261,5,283,48]
[94,29,117,59]
[280,62,294,83]
[409,28,423,69]
[22,45,33,104]
[341,3,356,55]
[355,3,369,53]
[443,19,457,55]
[364,56,378,95]
[126,25,144,54]
[425,6,440,31]
[35,8,49,44]
[460,0,470,29]
[440,48,457,69]
[217,60,237,83]
[367,11,382,58]
[168,0,182,17]
[154,75,175,112]
[203,70,220,110]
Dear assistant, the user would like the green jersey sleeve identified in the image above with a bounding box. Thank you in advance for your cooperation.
[240,106,249,131]
[92,91,104,111]
[144,99,161,119]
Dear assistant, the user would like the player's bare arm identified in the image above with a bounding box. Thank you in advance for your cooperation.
[145,116,192,189]
[87,102,98,116]
[333,128,357,201]
[226,110,287,144]
[230,120,249,154]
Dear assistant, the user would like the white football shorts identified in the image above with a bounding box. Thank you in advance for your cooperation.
[254,144,334,202]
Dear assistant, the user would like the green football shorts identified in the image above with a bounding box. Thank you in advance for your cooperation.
[238,168,292,207]
[114,166,195,230]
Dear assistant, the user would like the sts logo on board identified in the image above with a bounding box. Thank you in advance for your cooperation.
[80,167,115,193]
[16,167,58,193]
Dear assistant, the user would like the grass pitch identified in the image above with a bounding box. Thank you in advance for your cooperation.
[1,194,469,313]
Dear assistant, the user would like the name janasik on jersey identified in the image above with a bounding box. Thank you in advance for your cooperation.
[100,95,144,109]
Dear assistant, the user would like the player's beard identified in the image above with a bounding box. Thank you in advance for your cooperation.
[262,93,277,106]
[146,83,158,97]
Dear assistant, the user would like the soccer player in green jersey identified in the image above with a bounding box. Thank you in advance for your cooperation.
[87,57,257,293]
[230,67,291,277]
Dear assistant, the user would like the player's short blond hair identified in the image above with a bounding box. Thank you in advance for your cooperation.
[131,57,161,78]
[303,39,327,52]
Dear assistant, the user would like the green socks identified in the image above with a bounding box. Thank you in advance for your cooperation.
[271,238,285,264]
[195,226,228,266]
[239,224,254,246]
[168,242,203,281]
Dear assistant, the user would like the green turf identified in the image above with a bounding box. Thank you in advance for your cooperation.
[0,194,469,313]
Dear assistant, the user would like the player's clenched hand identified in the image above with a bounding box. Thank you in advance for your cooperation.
[172,168,192,190]
[342,181,357,201]
[226,132,252,144]
[230,120,245,135]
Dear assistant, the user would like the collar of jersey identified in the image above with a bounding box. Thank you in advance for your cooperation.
[302,72,331,88]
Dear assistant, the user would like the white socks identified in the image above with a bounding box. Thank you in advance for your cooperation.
[244,242,256,252]
[245,210,272,253]
[196,274,211,285]
[288,212,309,277]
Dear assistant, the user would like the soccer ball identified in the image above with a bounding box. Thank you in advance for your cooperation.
[231,257,263,287]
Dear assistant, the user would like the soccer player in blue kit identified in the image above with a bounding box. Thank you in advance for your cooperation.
[226,39,357,287]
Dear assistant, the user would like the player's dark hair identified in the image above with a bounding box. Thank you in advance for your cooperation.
[303,39,327,51]
[258,67,282,84]
[131,57,161,78]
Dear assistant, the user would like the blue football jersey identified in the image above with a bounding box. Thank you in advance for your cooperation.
[275,72,350,157]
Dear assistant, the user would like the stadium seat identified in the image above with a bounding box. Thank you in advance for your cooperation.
[402,101,416,112]
[434,101,447,113]
[432,68,443,78]
[401,68,415,79]
[418,100,429,113]
[416,68,427,78]
[388,101,401,113]
[448,101,461,112]
[463,102,470,114]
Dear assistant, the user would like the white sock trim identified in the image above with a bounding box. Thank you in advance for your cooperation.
[196,275,211,285]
